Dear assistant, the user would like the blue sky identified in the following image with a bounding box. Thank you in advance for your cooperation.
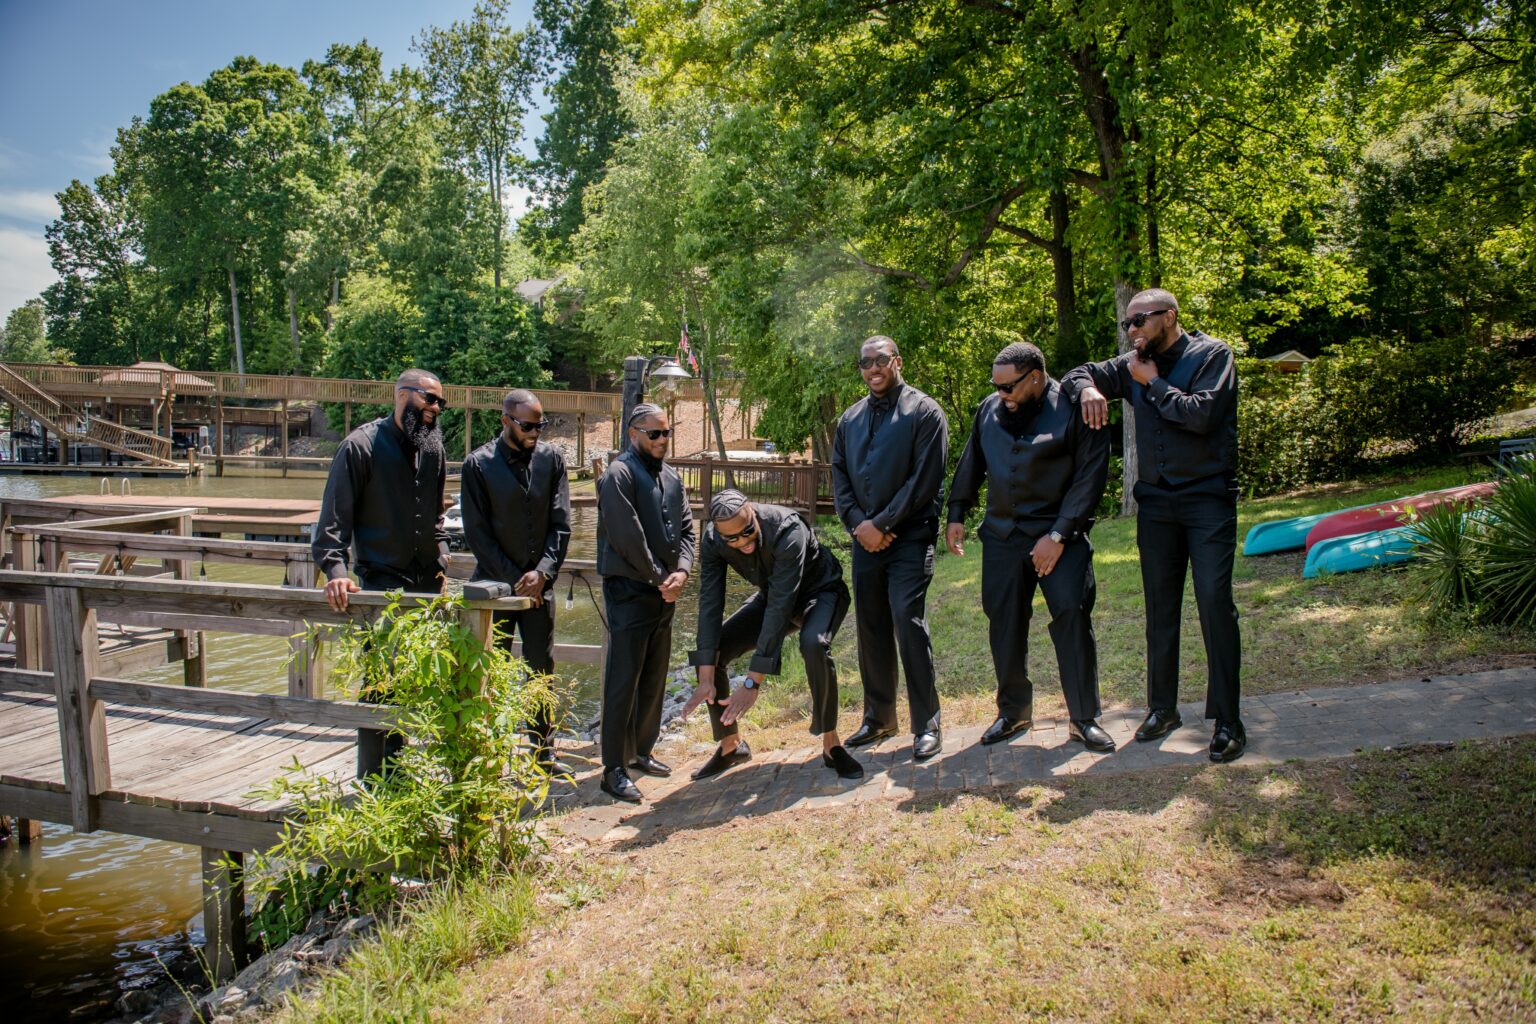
[0,0,544,320]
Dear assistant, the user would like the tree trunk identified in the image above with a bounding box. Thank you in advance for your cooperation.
[1048,188,1085,369]
[226,267,245,376]
[287,286,303,370]
[699,321,736,489]
[1114,279,1139,517]
[323,274,338,331]
[1146,156,1162,288]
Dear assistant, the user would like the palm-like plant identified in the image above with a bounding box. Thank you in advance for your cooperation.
[1411,502,1485,615]
[1478,466,1536,627]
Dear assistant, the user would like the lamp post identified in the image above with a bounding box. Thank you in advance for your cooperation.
[619,355,691,454]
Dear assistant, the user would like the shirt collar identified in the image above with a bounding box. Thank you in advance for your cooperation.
[1154,333,1190,373]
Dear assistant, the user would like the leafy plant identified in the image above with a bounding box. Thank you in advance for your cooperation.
[1478,467,1536,627]
[1410,503,1484,616]
[247,593,559,916]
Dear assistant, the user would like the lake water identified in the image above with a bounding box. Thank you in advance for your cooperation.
[0,469,734,1022]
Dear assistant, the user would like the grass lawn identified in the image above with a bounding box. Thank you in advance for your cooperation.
[679,463,1536,756]
[277,735,1533,1023]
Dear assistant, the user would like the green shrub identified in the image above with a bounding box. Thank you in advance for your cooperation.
[1411,465,1536,627]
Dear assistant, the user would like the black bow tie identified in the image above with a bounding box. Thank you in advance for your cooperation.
[870,395,894,414]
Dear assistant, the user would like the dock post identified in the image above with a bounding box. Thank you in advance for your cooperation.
[172,513,207,687]
[285,558,325,699]
[45,585,109,833]
[576,413,585,471]
[201,849,247,982]
[14,817,42,844]
[214,396,224,477]
[465,407,473,458]
[280,399,289,478]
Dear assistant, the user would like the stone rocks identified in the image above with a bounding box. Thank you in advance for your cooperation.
[188,912,379,1023]
[571,666,747,743]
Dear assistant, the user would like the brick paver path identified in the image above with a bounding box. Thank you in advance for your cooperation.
[544,666,1536,848]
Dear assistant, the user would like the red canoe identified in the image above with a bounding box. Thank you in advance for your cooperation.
[1303,482,1497,550]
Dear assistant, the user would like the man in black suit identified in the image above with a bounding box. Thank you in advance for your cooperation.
[595,404,696,802]
[312,368,449,777]
[946,342,1114,753]
[460,389,572,774]
[831,335,949,761]
[681,490,863,781]
[1062,288,1246,762]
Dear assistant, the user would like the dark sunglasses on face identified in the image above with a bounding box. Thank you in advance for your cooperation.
[635,427,672,440]
[508,417,549,432]
[993,371,1034,394]
[857,354,895,370]
[718,517,757,543]
[1119,309,1171,332]
[401,385,449,409]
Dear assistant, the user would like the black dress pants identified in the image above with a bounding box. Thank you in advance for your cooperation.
[1134,478,1242,722]
[980,532,1101,721]
[600,576,675,770]
[492,584,557,743]
[702,582,851,741]
[355,564,444,779]
[850,535,941,735]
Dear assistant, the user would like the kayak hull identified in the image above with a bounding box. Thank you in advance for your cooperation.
[1303,482,1496,551]
[1303,525,1424,578]
[1243,504,1372,556]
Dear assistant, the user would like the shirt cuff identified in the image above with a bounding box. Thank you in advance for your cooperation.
[871,512,894,532]
[1049,516,1076,540]
[1147,377,1172,402]
[946,503,968,525]
[747,651,782,676]
[324,562,350,582]
[688,648,716,668]
[536,557,559,579]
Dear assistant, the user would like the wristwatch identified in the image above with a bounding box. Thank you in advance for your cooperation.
[1048,530,1066,545]
[743,677,758,689]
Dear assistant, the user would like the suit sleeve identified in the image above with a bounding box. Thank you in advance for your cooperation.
[748,520,811,676]
[1060,355,1128,402]
[1145,344,1236,435]
[830,414,868,533]
[597,463,667,585]
[946,403,988,524]
[689,539,728,667]
[1051,401,1111,539]
[311,439,367,582]
[676,489,697,576]
[538,451,572,579]
[870,401,949,532]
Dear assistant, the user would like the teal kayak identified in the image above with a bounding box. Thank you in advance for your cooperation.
[1244,503,1373,556]
[1302,524,1424,578]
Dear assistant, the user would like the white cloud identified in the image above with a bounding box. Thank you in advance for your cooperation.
[0,226,58,317]
[0,189,61,224]
[501,183,534,224]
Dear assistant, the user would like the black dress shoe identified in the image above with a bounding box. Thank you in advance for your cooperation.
[1069,718,1116,753]
[913,729,943,761]
[535,746,574,778]
[1134,707,1183,742]
[691,741,752,780]
[1210,720,1247,763]
[846,722,897,748]
[822,745,864,779]
[600,767,642,803]
[629,754,672,778]
[981,715,1032,745]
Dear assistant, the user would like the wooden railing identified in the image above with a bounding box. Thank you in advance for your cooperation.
[668,456,835,517]
[4,362,622,416]
[0,363,177,465]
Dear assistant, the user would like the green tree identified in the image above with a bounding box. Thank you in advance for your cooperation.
[415,1,537,291]
[1,300,51,363]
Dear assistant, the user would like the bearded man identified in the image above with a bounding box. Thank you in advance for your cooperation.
[312,368,451,777]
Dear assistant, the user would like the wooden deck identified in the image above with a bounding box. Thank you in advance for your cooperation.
[0,689,354,851]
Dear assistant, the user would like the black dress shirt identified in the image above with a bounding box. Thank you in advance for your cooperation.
[312,416,448,582]
[596,448,697,585]
[831,382,950,537]
[1060,331,1238,487]
[947,381,1110,542]
[460,437,571,584]
[689,503,845,675]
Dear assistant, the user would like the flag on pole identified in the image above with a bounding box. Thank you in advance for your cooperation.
[679,321,699,372]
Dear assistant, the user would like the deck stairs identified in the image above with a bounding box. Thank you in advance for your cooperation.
[0,362,178,466]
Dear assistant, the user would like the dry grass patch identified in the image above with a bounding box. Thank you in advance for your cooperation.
[446,737,1536,1024]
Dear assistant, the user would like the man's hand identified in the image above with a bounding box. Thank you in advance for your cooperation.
[945,522,967,558]
[1031,534,1064,578]
[719,674,763,726]
[659,570,688,603]
[1079,385,1109,429]
[681,664,718,720]
[853,520,891,553]
[1129,352,1159,385]
[323,576,361,612]
[514,570,545,605]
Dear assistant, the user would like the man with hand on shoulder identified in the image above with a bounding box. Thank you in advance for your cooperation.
[947,341,1113,753]
[1062,288,1246,762]
[594,404,696,803]
[461,389,572,774]
[681,490,862,781]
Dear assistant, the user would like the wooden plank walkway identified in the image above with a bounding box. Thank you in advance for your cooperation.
[0,689,353,850]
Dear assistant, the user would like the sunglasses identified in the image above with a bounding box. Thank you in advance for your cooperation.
[718,517,758,543]
[1118,309,1170,332]
[634,427,672,440]
[508,417,549,432]
[993,371,1034,394]
[857,354,895,370]
[400,385,449,409]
